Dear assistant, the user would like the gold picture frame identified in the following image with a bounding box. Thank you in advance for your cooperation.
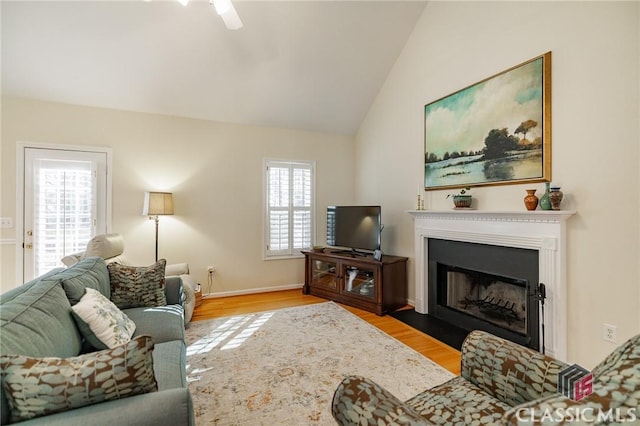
[424,52,551,190]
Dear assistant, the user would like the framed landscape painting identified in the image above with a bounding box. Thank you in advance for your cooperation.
[424,52,551,190]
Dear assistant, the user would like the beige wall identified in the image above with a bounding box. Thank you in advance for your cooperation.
[1,97,355,294]
[355,1,640,367]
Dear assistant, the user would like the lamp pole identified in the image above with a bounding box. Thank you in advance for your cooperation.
[151,215,159,262]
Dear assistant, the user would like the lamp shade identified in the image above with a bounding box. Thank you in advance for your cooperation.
[142,192,174,216]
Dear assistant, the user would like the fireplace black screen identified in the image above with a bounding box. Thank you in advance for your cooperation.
[428,239,540,350]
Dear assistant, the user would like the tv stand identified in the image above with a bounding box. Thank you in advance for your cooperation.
[302,249,408,315]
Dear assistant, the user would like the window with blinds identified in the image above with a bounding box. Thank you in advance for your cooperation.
[265,160,315,258]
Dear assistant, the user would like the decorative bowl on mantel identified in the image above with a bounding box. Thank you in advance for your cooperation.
[452,195,472,208]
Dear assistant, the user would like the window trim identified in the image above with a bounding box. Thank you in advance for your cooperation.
[263,158,316,260]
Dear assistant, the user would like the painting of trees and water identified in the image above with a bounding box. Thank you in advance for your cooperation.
[425,52,551,190]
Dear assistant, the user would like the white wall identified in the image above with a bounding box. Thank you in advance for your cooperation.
[1,97,355,294]
[355,1,640,368]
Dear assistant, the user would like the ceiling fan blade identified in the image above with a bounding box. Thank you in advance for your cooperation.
[220,7,243,30]
[211,0,243,30]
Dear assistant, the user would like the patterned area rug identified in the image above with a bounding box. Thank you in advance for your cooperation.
[185,302,454,425]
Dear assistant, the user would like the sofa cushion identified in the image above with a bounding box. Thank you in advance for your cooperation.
[1,277,85,425]
[0,280,82,358]
[0,335,157,423]
[153,341,188,390]
[108,259,167,309]
[126,305,185,344]
[71,288,136,350]
[58,257,111,304]
[0,267,64,303]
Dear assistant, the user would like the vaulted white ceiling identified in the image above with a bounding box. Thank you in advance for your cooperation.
[1,1,427,135]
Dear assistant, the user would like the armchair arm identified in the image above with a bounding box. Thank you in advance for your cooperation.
[504,332,640,424]
[461,330,569,407]
[332,375,430,425]
[166,262,189,276]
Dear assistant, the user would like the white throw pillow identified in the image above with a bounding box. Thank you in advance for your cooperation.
[71,287,136,349]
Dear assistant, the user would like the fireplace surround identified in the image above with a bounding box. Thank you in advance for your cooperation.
[408,209,575,361]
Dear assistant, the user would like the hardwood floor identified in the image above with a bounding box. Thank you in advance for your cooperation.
[192,289,461,375]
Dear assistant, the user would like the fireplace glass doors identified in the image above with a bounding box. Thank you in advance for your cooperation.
[428,239,540,350]
[441,266,527,336]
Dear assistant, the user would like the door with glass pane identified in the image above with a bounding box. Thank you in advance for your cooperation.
[23,148,108,281]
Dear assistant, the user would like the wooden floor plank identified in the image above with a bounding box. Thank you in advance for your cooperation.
[192,289,461,375]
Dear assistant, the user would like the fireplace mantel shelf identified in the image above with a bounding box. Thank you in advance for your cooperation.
[408,210,576,222]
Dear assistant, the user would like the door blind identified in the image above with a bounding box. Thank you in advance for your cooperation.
[34,159,95,276]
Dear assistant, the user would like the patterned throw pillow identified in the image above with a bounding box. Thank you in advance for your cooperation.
[0,335,157,423]
[108,259,167,309]
[71,287,136,350]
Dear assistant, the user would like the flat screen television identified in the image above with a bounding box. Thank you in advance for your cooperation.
[326,206,381,252]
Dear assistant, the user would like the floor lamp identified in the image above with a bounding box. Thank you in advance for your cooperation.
[142,191,174,262]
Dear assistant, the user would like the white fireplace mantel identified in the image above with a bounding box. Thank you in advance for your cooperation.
[408,209,575,361]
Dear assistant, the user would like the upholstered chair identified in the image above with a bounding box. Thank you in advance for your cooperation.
[332,330,640,425]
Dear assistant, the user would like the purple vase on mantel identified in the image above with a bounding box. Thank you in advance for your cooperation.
[549,187,564,210]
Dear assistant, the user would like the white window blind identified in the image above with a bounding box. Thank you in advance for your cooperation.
[35,159,96,276]
[265,160,314,258]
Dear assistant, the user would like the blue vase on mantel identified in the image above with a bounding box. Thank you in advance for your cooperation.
[539,182,552,210]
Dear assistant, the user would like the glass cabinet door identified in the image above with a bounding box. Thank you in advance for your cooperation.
[311,259,337,290]
[342,265,376,300]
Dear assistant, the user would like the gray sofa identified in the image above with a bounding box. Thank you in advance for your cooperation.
[60,233,198,323]
[0,257,194,425]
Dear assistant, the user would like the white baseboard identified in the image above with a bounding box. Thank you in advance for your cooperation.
[202,285,416,309]
[203,283,304,299]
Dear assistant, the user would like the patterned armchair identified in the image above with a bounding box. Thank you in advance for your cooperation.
[332,330,640,425]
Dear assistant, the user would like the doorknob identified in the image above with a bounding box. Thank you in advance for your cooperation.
[27,230,33,236]
[24,243,33,249]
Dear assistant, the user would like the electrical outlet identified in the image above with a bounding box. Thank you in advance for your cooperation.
[0,217,13,229]
[207,266,216,274]
[603,323,617,343]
